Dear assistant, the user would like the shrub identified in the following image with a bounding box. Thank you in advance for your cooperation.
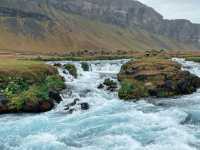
[46,75,65,91]
[9,84,49,110]
[4,77,28,98]
[64,64,77,78]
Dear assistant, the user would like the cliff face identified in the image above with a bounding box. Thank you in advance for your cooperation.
[0,0,199,54]
[49,0,200,44]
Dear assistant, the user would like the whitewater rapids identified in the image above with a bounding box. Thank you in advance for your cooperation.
[0,59,200,150]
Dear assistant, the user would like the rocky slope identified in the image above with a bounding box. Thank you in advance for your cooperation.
[0,0,199,54]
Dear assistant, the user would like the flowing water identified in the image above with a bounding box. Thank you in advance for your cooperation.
[1,59,200,150]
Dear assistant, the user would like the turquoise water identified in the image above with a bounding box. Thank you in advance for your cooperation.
[0,59,200,150]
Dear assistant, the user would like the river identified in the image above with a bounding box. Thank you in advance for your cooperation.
[0,59,200,150]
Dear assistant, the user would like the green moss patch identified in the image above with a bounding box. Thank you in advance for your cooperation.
[185,57,200,63]
[64,64,77,78]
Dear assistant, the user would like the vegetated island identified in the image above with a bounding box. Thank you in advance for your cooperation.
[0,58,65,114]
[118,56,200,100]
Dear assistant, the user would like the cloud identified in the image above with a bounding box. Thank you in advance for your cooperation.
[137,0,200,23]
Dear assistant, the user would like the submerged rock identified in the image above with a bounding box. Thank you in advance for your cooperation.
[81,62,90,71]
[118,57,200,100]
[64,98,89,113]
[49,91,62,103]
[53,63,62,67]
[97,84,104,89]
[102,78,118,92]
[64,98,80,109]
[79,89,91,97]
[80,103,90,110]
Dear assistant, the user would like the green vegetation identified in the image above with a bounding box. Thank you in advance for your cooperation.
[25,55,132,61]
[81,62,90,71]
[103,78,117,87]
[118,79,148,100]
[118,56,200,100]
[64,64,77,78]
[0,59,65,112]
[185,57,200,63]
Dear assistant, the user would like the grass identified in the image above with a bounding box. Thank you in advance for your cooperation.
[185,57,200,62]
[118,79,148,100]
[117,56,198,100]
[0,58,65,111]
[23,55,133,61]
[0,11,195,56]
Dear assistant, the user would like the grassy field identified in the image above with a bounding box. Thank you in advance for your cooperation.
[0,12,197,55]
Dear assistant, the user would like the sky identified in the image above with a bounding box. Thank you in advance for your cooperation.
[137,0,200,23]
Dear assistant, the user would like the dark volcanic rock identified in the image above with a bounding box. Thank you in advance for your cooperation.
[53,63,62,67]
[97,84,104,89]
[49,91,62,103]
[103,78,118,92]
[0,93,8,105]
[80,103,90,110]
[22,100,54,113]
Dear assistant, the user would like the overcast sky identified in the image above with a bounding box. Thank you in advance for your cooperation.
[137,0,200,23]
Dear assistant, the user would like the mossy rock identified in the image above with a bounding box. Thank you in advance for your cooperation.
[81,62,90,71]
[103,78,117,87]
[118,57,200,100]
[64,64,78,78]
[0,59,66,114]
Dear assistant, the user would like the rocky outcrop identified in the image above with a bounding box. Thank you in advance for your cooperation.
[48,0,200,45]
[118,57,200,100]
[0,7,51,21]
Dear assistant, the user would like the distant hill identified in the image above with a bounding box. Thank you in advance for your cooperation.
[0,0,199,55]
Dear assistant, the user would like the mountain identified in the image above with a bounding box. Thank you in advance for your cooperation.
[0,0,199,55]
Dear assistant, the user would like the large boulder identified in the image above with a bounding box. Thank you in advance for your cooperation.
[0,94,9,114]
[118,57,200,100]
[22,100,54,113]
[49,91,62,103]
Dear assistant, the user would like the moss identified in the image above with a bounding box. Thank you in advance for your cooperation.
[6,75,65,111]
[185,57,200,63]
[118,56,200,100]
[0,59,65,111]
[103,79,117,87]
[81,62,90,71]
[64,64,77,78]
[46,75,65,91]
[118,79,148,100]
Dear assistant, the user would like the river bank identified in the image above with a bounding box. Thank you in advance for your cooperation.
[0,59,199,149]
[0,58,65,114]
